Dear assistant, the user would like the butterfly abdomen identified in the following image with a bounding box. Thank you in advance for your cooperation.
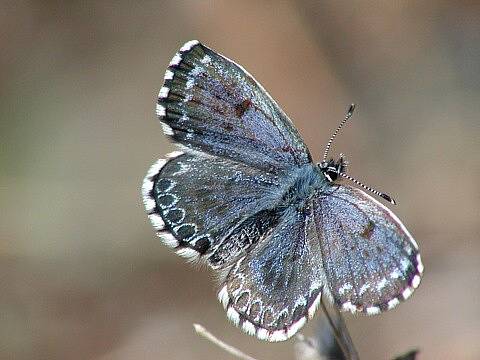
[209,209,282,268]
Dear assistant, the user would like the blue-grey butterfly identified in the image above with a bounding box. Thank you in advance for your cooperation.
[141,40,423,342]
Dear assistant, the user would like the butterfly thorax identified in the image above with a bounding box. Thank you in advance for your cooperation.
[278,164,329,211]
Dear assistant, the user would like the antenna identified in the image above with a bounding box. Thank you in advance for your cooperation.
[339,172,396,205]
[320,103,397,205]
[323,104,356,162]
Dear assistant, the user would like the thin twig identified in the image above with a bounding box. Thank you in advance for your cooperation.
[193,323,259,360]
[320,298,360,360]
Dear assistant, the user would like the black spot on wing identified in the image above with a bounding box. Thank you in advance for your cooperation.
[193,236,210,254]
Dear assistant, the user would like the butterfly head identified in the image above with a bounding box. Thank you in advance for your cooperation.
[319,154,348,182]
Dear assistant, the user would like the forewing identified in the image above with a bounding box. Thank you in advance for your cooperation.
[142,151,281,262]
[218,208,326,342]
[156,40,312,172]
[314,185,424,314]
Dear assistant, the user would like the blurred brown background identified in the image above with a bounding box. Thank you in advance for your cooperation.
[1,1,479,359]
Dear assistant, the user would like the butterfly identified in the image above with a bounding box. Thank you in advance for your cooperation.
[142,40,423,342]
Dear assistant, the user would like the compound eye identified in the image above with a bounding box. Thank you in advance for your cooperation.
[326,168,338,182]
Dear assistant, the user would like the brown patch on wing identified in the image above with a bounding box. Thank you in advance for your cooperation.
[221,122,234,131]
[235,99,252,117]
[361,220,375,240]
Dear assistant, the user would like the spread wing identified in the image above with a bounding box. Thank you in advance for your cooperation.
[218,207,326,342]
[155,40,312,173]
[313,185,424,315]
[142,151,282,263]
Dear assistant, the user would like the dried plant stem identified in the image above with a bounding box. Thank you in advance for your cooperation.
[193,323,259,360]
[320,298,360,360]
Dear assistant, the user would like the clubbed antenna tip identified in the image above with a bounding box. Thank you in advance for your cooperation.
[347,103,356,116]
[380,193,396,205]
